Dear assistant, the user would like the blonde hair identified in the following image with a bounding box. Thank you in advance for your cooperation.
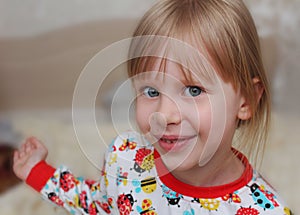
[128,0,271,167]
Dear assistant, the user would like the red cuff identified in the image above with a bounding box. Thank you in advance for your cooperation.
[26,161,56,192]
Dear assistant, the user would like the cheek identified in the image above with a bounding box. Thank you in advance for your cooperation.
[190,95,230,142]
[201,92,239,144]
[195,105,212,139]
[135,100,152,133]
[183,99,212,139]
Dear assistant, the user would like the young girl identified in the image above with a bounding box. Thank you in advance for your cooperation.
[13,0,292,214]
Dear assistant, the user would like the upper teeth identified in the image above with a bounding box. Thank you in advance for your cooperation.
[164,139,177,143]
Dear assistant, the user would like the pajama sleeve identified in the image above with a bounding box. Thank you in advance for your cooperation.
[26,151,118,215]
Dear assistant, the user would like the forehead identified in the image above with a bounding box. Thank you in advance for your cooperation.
[128,36,219,82]
[131,56,218,85]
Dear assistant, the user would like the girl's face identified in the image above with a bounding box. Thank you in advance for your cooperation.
[133,60,245,172]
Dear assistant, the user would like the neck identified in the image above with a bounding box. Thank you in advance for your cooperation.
[170,148,245,187]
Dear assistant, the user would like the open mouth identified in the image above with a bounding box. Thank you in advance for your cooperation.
[160,137,179,144]
[157,135,196,152]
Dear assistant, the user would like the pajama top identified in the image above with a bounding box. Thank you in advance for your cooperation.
[26,131,293,215]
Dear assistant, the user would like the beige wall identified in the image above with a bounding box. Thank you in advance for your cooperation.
[1,0,299,113]
[0,0,155,111]
[0,19,136,110]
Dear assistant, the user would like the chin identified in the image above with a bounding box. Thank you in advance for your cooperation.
[161,153,200,172]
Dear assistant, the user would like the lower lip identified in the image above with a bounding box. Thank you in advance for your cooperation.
[157,136,196,152]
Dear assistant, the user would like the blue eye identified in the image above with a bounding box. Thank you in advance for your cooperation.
[143,87,159,98]
[184,86,203,97]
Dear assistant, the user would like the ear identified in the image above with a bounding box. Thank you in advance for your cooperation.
[237,77,264,121]
[237,98,252,121]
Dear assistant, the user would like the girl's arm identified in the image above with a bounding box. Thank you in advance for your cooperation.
[13,137,117,214]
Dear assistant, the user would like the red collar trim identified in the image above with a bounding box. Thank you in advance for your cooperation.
[154,149,253,198]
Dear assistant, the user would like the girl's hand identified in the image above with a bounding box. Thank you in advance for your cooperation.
[13,137,48,181]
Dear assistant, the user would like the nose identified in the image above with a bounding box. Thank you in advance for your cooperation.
[157,94,181,125]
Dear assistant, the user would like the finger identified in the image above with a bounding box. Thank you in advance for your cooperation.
[25,143,32,153]
[22,139,31,150]
[26,137,34,145]
[30,137,45,150]
[19,144,26,155]
[19,151,25,158]
[28,136,39,147]
[13,150,20,162]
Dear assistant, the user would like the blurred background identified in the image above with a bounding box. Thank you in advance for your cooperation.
[0,0,299,214]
